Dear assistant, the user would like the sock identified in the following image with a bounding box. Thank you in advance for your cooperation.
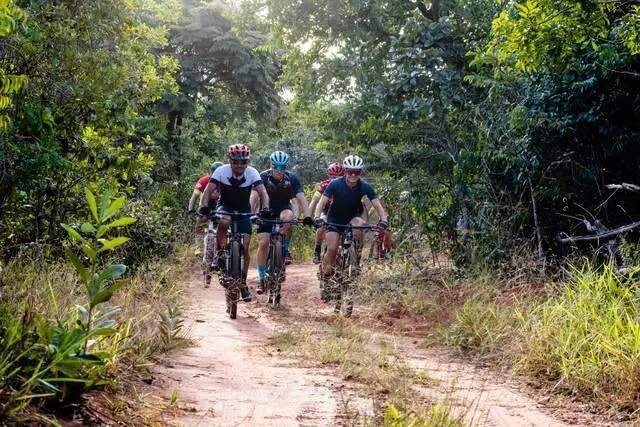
[257,264,267,280]
[284,239,291,253]
[314,243,321,254]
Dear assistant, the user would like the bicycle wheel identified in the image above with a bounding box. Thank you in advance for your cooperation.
[269,239,284,308]
[227,240,242,319]
[202,232,216,287]
[341,245,359,318]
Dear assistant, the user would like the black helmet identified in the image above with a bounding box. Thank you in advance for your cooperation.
[210,161,224,174]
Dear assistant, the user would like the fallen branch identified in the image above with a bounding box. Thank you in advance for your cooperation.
[605,182,640,192]
[559,221,640,243]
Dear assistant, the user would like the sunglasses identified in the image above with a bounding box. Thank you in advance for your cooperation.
[345,169,361,176]
[231,159,248,165]
[271,164,286,171]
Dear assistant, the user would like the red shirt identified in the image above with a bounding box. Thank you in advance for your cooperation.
[315,179,332,194]
[195,176,210,192]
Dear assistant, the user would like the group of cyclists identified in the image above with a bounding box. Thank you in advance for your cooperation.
[189,143,390,308]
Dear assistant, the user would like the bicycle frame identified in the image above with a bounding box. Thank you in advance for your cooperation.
[257,218,300,307]
[321,222,380,317]
[215,210,254,319]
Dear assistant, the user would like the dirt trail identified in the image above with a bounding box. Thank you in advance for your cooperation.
[156,263,608,426]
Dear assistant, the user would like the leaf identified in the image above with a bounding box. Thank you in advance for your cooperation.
[101,197,126,222]
[87,327,116,338]
[76,305,89,327]
[62,224,83,242]
[80,244,97,262]
[96,264,127,285]
[80,222,96,234]
[64,247,89,283]
[99,190,111,218]
[85,189,99,223]
[104,216,136,229]
[90,281,125,307]
[98,237,129,252]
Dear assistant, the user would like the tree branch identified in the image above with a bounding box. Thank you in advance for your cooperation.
[558,221,640,243]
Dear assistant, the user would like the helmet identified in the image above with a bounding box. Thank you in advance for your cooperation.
[342,155,364,170]
[327,162,344,177]
[269,151,289,170]
[227,144,251,160]
[210,161,224,173]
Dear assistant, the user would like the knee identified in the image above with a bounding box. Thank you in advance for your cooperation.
[351,217,365,226]
[280,210,294,221]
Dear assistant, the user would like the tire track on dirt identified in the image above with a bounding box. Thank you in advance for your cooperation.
[155,267,373,426]
[156,262,614,426]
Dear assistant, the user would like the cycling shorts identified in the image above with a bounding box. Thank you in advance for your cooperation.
[217,205,252,235]
[257,204,293,234]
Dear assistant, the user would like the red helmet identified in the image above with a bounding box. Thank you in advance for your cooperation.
[327,162,344,177]
[227,144,251,160]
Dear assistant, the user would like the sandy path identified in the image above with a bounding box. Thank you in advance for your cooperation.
[156,267,372,426]
[157,262,611,426]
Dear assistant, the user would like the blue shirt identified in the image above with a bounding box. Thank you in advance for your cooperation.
[324,177,377,224]
[260,170,303,212]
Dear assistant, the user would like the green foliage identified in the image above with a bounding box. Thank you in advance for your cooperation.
[0,188,135,421]
[517,264,640,409]
[0,0,27,128]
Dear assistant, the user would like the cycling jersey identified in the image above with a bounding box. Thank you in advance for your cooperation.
[324,177,377,225]
[315,178,337,214]
[260,170,303,212]
[194,175,210,192]
[211,164,263,213]
[316,178,332,194]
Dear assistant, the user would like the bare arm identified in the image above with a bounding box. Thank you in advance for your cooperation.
[188,190,201,211]
[371,199,388,223]
[200,182,218,208]
[314,195,329,219]
[295,192,311,218]
[254,184,270,209]
[250,190,260,214]
[308,191,322,216]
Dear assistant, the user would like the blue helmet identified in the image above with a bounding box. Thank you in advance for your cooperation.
[270,151,289,170]
[211,161,224,174]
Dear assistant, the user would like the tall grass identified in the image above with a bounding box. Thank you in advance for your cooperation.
[444,263,640,411]
[0,246,192,422]
[517,264,640,409]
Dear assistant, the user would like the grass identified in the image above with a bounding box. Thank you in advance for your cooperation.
[267,322,464,426]
[0,244,194,424]
[443,263,640,413]
[356,251,640,414]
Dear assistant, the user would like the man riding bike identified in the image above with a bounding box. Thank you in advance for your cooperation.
[189,162,224,255]
[309,162,344,264]
[251,151,313,294]
[199,144,270,302]
[314,155,388,281]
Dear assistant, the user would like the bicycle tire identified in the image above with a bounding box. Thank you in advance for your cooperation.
[270,239,284,308]
[341,244,359,317]
[228,240,242,319]
[203,232,216,286]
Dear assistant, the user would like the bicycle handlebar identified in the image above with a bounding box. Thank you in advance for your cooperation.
[324,222,381,230]
[215,210,255,217]
[255,218,300,225]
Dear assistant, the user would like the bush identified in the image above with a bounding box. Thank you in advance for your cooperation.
[517,264,640,410]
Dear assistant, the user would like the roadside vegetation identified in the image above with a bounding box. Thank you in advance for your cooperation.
[268,322,464,426]
[2,0,640,423]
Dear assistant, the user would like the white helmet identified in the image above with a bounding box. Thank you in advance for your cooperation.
[343,155,364,170]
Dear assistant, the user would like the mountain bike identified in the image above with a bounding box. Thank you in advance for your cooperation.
[216,210,254,319]
[368,226,389,262]
[257,218,300,308]
[319,222,380,317]
[201,215,217,288]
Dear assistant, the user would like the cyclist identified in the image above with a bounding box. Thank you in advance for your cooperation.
[199,144,270,302]
[314,155,388,282]
[188,161,224,213]
[252,151,313,294]
[189,162,224,255]
[309,162,344,264]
